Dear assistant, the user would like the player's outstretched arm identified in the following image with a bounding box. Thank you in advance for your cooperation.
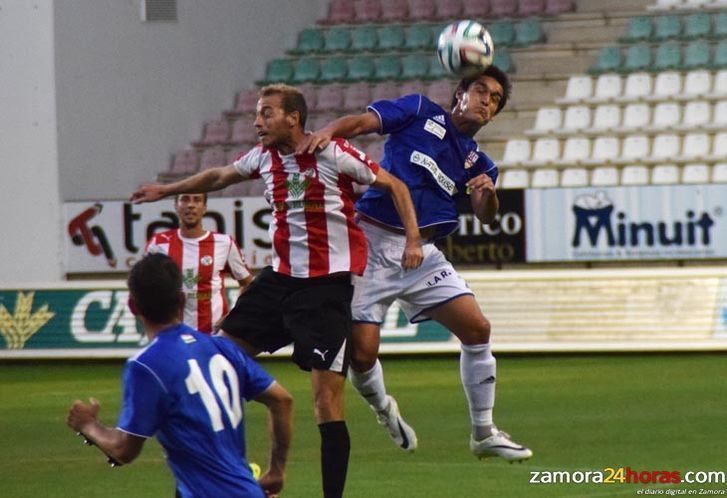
[466,173,499,224]
[66,398,145,465]
[372,169,424,270]
[130,165,245,204]
[297,111,380,154]
[254,382,293,497]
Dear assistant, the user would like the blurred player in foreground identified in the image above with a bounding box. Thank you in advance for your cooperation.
[299,66,532,462]
[66,253,292,497]
[130,84,423,498]
[145,192,253,333]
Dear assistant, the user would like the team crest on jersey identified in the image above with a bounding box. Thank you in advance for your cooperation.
[200,255,213,266]
[181,334,196,344]
[183,268,199,289]
[286,172,311,199]
[464,150,479,169]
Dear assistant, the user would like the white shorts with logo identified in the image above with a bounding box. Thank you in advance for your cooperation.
[352,220,474,324]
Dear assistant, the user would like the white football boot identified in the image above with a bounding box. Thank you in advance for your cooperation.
[374,395,418,452]
[470,428,532,463]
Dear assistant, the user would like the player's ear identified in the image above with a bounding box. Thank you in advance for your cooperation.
[287,111,300,128]
[127,296,139,316]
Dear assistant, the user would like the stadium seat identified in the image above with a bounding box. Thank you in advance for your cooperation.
[324,27,352,53]
[226,146,248,165]
[620,135,650,163]
[342,82,372,111]
[678,100,711,130]
[708,69,727,98]
[592,73,623,102]
[199,147,227,171]
[588,104,621,132]
[647,71,682,101]
[526,106,562,135]
[561,137,591,165]
[530,168,560,188]
[679,0,712,10]
[652,15,682,41]
[232,88,259,114]
[292,28,324,55]
[297,84,318,110]
[426,80,455,108]
[316,84,345,112]
[557,75,593,104]
[682,163,710,183]
[621,165,649,185]
[361,139,385,162]
[678,132,711,160]
[561,105,591,131]
[374,55,402,81]
[350,26,378,52]
[354,0,383,23]
[680,69,712,99]
[544,0,574,15]
[500,138,532,166]
[708,131,727,160]
[648,134,681,162]
[652,41,682,71]
[170,149,199,175]
[715,13,727,39]
[591,166,620,186]
[524,138,560,166]
[371,80,400,101]
[499,169,529,188]
[513,18,545,47]
[229,118,257,145]
[622,43,652,73]
[712,163,727,182]
[377,26,406,52]
[437,0,464,20]
[493,50,516,73]
[711,40,727,68]
[489,21,516,47]
[399,80,426,95]
[405,25,434,51]
[409,0,437,20]
[262,58,294,84]
[320,57,348,82]
[560,167,589,187]
[381,0,408,21]
[647,0,682,10]
[427,54,450,79]
[308,112,337,132]
[400,54,430,80]
[347,56,376,81]
[651,164,680,184]
[617,72,652,102]
[683,12,712,40]
[462,0,491,17]
[618,103,651,131]
[292,58,321,84]
[490,0,518,17]
[585,136,620,165]
[706,100,727,129]
[518,0,546,18]
[620,16,653,43]
[197,119,230,146]
[319,0,356,25]
[648,102,681,131]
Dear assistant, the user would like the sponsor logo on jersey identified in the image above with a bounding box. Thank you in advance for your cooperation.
[410,151,457,196]
[465,150,478,169]
[183,268,199,289]
[286,173,311,200]
[200,255,213,266]
[424,119,446,140]
[425,269,453,287]
[181,334,196,344]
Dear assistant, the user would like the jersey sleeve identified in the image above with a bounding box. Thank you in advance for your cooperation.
[367,94,423,135]
[332,139,380,186]
[224,236,251,281]
[232,146,263,179]
[472,150,499,186]
[116,360,167,438]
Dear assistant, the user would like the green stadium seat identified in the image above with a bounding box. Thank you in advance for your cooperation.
[684,40,711,69]
[712,40,727,69]
[400,54,430,80]
[404,24,434,51]
[513,18,545,47]
[622,43,652,72]
[291,28,324,55]
[350,26,378,53]
[714,13,727,39]
[377,25,406,52]
[588,46,623,74]
[493,50,515,73]
[488,21,515,47]
[324,27,351,53]
[682,12,712,41]
[347,56,376,81]
[319,57,348,82]
[261,58,294,83]
[374,55,402,81]
[427,54,449,79]
[652,15,682,41]
[652,41,682,71]
[292,58,321,84]
[619,16,653,43]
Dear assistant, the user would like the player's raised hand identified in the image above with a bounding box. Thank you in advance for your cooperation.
[465,173,496,196]
[130,183,169,204]
[401,240,424,270]
[67,397,101,433]
[296,130,333,155]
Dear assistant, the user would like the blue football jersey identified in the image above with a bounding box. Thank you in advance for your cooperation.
[357,94,498,239]
[117,324,273,498]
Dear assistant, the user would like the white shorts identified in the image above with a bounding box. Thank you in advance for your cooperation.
[352,220,474,324]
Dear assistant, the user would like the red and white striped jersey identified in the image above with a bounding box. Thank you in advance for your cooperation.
[145,230,251,333]
[232,139,379,278]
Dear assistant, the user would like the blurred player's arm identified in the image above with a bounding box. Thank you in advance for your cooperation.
[253,382,293,498]
[66,398,145,465]
[466,173,499,224]
[130,165,244,204]
[298,111,380,154]
[371,169,423,270]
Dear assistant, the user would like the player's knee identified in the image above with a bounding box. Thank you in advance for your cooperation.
[350,347,377,372]
[460,317,491,345]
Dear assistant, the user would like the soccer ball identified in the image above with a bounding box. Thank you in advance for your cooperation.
[436,20,494,77]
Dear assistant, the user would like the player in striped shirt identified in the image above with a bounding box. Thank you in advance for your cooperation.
[145,193,253,333]
[130,84,423,498]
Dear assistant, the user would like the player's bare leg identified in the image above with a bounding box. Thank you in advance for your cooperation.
[427,295,532,462]
[312,369,349,498]
[349,323,417,451]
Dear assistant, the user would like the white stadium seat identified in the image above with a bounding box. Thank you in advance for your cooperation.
[500,169,530,189]
[500,138,532,166]
[588,104,621,132]
[706,101,727,130]
[651,164,680,184]
[561,167,589,187]
[680,70,712,100]
[531,168,560,188]
[526,107,563,135]
[585,136,620,165]
[620,135,650,164]
[678,133,711,161]
[618,72,653,102]
[647,102,681,131]
[621,165,649,185]
[648,71,682,102]
[648,134,681,163]
[525,138,561,166]
[618,103,651,132]
[592,73,623,102]
[682,163,710,183]
[707,70,727,99]
[561,105,591,132]
[591,166,620,186]
[678,101,711,131]
[561,137,591,165]
[557,75,593,104]
[713,163,727,183]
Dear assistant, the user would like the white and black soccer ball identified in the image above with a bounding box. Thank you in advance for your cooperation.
[436,20,494,77]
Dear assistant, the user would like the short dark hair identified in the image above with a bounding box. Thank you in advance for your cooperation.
[451,65,512,115]
[175,193,208,204]
[259,84,308,129]
[127,253,182,324]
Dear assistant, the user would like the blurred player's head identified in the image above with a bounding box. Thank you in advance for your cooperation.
[127,253,183,325]
[255,84,307,151]
[174,193,207,230]
[450,65,511,128]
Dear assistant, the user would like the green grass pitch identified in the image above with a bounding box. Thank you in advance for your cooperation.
[1,354,726,497]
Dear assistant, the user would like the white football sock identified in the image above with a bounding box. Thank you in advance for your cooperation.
[460,343,496,440]
[349,359,389,412]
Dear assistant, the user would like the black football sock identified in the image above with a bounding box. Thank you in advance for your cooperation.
[319,421,350,498]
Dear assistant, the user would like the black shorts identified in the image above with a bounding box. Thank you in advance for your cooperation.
[220,266,353,374]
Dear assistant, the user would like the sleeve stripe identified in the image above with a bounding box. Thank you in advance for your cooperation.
[365,106,384,135]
